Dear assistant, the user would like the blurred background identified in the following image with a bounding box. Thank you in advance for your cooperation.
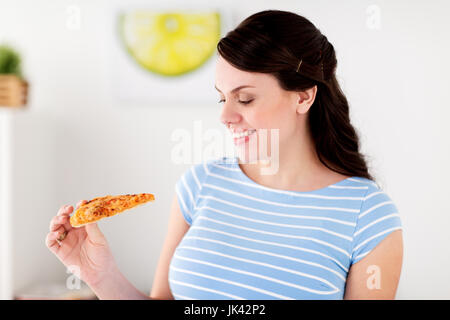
[0,0,449,300]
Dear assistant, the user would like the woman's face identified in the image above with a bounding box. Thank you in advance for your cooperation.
[215,55,314,162]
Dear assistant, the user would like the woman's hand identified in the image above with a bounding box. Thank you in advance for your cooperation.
[45,200,117,286]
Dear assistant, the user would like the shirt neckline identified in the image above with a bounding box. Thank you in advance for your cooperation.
[228,157,356,194]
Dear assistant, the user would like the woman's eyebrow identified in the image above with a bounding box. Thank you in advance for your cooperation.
[214,85,255,94]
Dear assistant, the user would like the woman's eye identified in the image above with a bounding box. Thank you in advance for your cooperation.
[217,99,253,105]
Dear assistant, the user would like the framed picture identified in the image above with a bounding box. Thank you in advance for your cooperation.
[107,3,235,106]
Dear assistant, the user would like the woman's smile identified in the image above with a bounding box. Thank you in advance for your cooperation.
[231,128,257,145]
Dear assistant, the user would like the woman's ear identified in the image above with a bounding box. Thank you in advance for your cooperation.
[296,85,317,114]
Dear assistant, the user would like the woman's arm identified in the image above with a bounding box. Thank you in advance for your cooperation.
[344,230,403,299]
[150,194,190,299]
[87,266,152,299]
[87,194,189,300]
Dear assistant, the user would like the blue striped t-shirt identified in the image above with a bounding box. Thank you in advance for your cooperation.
[168,156,403,300]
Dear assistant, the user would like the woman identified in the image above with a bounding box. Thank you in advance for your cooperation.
[46,10,403,300]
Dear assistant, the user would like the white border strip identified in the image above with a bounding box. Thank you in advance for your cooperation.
[0,111,13,300]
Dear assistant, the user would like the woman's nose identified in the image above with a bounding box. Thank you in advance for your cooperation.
[220,101,242,126]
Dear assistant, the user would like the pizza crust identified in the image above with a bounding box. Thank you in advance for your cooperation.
[70,193,155,228]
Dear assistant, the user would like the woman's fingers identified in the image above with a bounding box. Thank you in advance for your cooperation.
[48,201,88,250]
[54,201,85,232]
[49,214,70,232]
[46,232,59,253]
[57,204,73,217]
[46,226,66,252]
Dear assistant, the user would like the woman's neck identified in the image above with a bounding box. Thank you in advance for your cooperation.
[238,129,348,192]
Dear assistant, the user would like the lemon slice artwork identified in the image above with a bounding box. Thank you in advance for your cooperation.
[119,11,221,76]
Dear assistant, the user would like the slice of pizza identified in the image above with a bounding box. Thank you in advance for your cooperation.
[70,193,155,228]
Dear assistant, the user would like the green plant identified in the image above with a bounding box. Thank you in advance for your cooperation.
[0,44,22,78]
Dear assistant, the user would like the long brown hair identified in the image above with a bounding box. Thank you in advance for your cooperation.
[217,9,375,182]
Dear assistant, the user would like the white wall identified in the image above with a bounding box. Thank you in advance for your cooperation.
[0,0,449,299]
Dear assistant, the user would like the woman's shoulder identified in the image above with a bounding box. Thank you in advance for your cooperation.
[341,176,398,207]
[344,176,383,191]
[351,177,400,217]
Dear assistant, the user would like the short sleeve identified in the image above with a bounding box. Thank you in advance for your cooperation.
[350,184,403,265]
[174,162,209,225]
